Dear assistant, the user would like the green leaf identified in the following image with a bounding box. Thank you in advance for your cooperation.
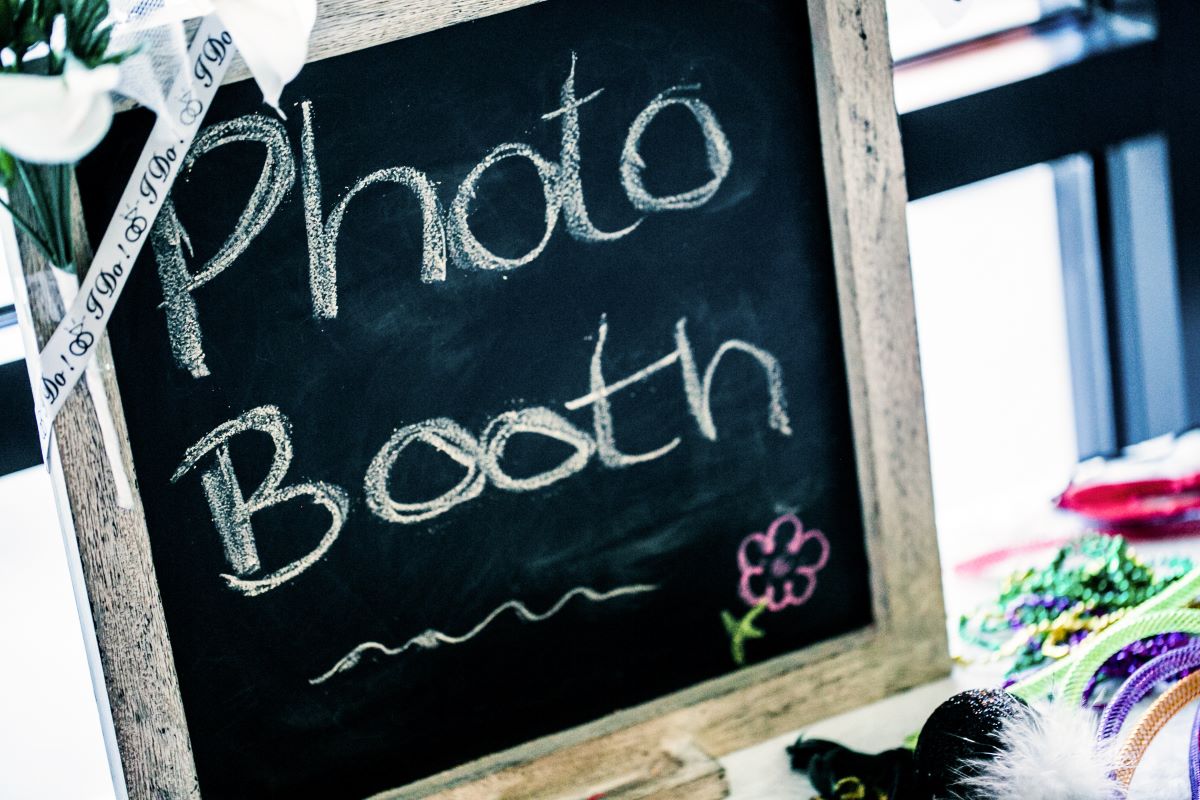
[0,150,15,187]
[62,0,128,66]
[12,0,53,62]
[0,0,17,50]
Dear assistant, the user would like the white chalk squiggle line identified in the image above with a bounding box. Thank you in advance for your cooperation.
[309,584,657,685]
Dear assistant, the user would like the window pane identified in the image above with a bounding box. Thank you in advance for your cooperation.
[907,164,1079,608]
[0,217,13,310]
[887,0,1084,62]
[0,206,24,364]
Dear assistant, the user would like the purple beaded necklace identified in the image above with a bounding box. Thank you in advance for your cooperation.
[1093,640,1200,799]
[1085,631,1196,704]
[1097,641,1200,742]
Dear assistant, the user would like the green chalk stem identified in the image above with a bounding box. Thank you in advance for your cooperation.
[722,602,768,666]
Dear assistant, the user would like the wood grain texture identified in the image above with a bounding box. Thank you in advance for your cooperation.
[559,741,727,800]
[115,1,544,111]
[9,181,201,799]
[808,0,947,648]
[222,0,544,89]
[10,1,947,798]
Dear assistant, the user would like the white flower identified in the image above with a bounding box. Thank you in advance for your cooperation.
[0,58,120,164]
[110,0,317,117]
[202,0,316,113]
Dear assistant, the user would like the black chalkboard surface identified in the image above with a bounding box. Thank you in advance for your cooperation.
[76,0,871,796]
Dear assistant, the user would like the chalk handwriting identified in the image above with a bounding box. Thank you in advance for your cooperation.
[479,406,597,491]
[679,326,792,441]
[152,116,295,377]
[161,55,783,598]
[176,315,792,594]
[364,314,793,527]
[364,418,485,525]
[545,52,644,243]
[171,405,349,597]
[449,142,563,272]
[309,584,657,684]
[300,101,446,319]
[620,84,732,212]
[158,55,730,372]
[589,314,680,467]
[567,317,792,442]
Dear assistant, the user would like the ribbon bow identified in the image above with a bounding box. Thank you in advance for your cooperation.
[0,0,316,164]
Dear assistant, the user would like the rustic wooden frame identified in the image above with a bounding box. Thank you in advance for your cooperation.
[7,1,948,797]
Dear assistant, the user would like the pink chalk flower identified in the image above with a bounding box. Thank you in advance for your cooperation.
[737,514,830,612]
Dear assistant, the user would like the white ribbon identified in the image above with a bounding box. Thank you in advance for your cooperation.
[9,0,315,497]
[207,0,317,114]
[112,0,317,118]
[30,14,236,469]
[0,0,319,164]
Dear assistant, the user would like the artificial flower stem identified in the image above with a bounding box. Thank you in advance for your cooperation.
[19,162,69,269]
[27,165,57,262]
[13,161,55,256]
[51,163,73,268]
[0,194,56,260]
[31,164,62,267]
[56,162,73,266]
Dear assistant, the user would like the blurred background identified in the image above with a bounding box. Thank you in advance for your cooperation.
[0,0,1193,796]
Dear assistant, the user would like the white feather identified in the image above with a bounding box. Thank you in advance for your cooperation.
[953,702,1122,800]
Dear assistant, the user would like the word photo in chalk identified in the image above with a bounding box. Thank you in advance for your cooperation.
[152,56,732,378]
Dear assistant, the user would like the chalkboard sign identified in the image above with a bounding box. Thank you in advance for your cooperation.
[16,1,947,798]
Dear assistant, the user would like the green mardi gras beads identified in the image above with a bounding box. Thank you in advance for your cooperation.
[958,535,1191,681]
[1011,565,1200,701]
[1017,566,1200,705]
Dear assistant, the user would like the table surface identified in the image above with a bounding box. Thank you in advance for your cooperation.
[721,674,981,799]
